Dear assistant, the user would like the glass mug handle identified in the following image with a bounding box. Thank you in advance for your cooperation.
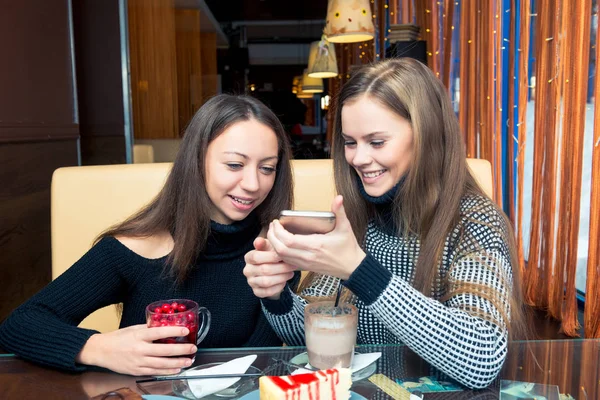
[196,307,211,345]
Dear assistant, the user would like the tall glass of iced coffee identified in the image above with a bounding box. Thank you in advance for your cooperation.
[304,301,358,369]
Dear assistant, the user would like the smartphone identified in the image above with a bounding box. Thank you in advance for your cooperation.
[279,210,336,235]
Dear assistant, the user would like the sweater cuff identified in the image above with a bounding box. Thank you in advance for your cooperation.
[261,285,294,315]
[343,252,392,306]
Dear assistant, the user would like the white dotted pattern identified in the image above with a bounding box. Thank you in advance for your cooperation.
[263,195,514,389]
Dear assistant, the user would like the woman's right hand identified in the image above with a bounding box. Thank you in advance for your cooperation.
[243,237,296,300]
[76,324,196,376]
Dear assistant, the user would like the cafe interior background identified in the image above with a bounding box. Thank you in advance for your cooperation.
[1,0,599,359]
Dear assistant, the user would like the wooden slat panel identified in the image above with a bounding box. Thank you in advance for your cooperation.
[175,9,203,134]
[0,0,77,135]
[72,0,128,165]
[0,140,78,322]
[0,124,79,144]
[0,1,80,322]
[128,0,179,139]
[200,32,218,102]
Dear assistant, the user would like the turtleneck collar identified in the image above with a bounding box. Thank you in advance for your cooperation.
[356,175,406,234]
[356,174,405,205]
[201,212,261,260]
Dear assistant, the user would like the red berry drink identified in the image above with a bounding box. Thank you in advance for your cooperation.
[146,299,211,361]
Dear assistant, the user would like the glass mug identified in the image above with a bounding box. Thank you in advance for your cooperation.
[146,299,211,362]
[304,301,358,369]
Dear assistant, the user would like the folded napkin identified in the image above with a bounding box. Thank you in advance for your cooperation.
[182,354,257,399]
[292,352,382,375]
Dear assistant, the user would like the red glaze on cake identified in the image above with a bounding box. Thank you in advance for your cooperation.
[259,368,351,400]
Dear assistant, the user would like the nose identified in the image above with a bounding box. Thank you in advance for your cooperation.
[240,168,260,192]
[351,144,372,167]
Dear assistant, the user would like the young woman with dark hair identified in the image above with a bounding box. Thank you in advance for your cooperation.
[0,94,294,376]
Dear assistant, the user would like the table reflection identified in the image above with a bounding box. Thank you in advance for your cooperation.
[0,339,598,399]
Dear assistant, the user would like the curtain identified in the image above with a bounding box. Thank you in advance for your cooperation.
[402,0,598,337]
[332,0,599,338]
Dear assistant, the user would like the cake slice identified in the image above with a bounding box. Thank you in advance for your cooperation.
[259,368,352,400]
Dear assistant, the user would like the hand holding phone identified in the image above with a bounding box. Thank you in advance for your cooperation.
[279,210,336,235]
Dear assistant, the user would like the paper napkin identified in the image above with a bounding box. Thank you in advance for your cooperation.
[182,354,257,398]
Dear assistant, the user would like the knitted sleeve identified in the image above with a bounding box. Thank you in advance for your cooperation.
[264,198,515,389]
[351,250,510,389]
[0,237,131,371]
[261,274,339,346]
[345,203,514,389]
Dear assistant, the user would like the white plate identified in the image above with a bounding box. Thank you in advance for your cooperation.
[238,389,368,400]
[288,352,378,381]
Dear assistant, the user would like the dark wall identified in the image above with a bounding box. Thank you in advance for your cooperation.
[0,0,79,322]
[72,0,128,165]
[248,65,306,94]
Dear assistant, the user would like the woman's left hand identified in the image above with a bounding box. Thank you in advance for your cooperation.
[267,195,366,280]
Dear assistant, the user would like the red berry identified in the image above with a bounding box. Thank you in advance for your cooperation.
[152,314,161,322]
[186,312,195,322]
[161,304,171,312]
[177,304,187,312]
[170,302,179,310]
[167,309,175,315]
[154,307,162,314]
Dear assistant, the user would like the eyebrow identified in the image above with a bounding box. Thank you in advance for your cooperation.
[341,131,388,139]
[223,151,278,162]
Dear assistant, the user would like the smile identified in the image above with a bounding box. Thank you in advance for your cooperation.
[362,169,386,178]
[229,195,254,205]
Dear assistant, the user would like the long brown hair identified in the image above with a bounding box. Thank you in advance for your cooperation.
[100,94,293,282]
[328,58,526,339]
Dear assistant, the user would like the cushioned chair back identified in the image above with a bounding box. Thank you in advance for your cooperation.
[51,163,171,332]
[132,144,155,164]
[51,158,492,332]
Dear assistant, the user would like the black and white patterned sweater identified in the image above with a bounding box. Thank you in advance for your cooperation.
[261,182,514,390]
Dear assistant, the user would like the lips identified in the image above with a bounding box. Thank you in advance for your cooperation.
[229,195,254,205]
[361,169,386,178]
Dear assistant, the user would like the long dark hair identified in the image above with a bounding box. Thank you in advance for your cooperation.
[328,58,525,339]
[100,94,293,281]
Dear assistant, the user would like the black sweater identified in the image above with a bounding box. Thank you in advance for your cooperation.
[0,217,282,371]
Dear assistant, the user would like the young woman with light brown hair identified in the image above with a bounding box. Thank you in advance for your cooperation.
[244,58,527,389]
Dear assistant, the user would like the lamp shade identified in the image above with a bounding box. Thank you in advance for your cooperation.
[301,69,323,93]
[297,91,314,99]
[292,75,302,94]
[307,38,338,78]
[296,84,314,99]
[324,0,375,43]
